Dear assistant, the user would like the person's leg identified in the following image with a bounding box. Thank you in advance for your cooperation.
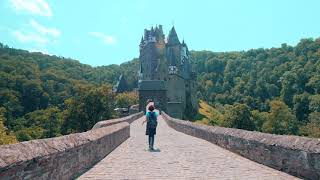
[148,135,152,149]
[150,135,154,149]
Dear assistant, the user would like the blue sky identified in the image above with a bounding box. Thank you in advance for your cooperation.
[1,0,320,66]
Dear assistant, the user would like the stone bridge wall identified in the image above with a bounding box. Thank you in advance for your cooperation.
[162,112,320,180]
[92,112,143,129]
[0,112,143,180]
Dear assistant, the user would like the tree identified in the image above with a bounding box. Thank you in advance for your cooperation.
[61,84,116,134]
[204,58,225,73]
[197,100,223,126]
[306,75,320,94]
[0,107,18,145]
[293,93,310,122]
[300,112,320,138]
[21,80,43,113]
[222,103,255,131]
[15,127,44,141]
[193,37,320,129]
[262,100,299,135]
[115,91,138,108]
[11,107,62,141]
[309,95,320,112]
[0,44,140,142]
[0,90,23,128]
[251,110,268,132]
[280,72,296,107]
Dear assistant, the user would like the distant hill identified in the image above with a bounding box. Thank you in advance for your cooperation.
[1,37,320,142]
[191,38,320,137]
[0,43,138,143]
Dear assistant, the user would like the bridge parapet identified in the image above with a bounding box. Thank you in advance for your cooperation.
[0,112,143,180]
[92,112,143,129]
[162,112,320,180]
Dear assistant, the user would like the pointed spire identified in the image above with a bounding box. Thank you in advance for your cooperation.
[182,39,188,48]
[167,26,180,45]
[140,36,144,44]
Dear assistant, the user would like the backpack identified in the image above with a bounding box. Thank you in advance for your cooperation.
[148,112,158,129]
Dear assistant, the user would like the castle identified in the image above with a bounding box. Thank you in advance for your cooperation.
[138,25,198,119]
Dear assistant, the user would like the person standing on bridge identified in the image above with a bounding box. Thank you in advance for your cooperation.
[142,105,158,151]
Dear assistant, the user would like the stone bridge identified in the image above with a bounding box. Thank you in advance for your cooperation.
[0,112,319,180]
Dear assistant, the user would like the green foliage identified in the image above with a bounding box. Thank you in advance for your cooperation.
[115,91,138,108]
[196,100,223,125]
[251,110,268,132]
[309,95,320,112]
[15,126,44,141]
[222,103,255,131]
[192,38,320,137]
[0,107,18,144]
[0,44,139,144]
[293,93,310,122]
[1,36,320,141]
[197,101,254,131]
[61,85,116,134]
[300,112,320,138]
[262,100,299,135]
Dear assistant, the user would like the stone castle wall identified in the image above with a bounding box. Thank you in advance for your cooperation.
[0,112,143,180]
[162,112,320,180]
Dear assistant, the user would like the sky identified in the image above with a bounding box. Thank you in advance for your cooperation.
[1,0,320,66]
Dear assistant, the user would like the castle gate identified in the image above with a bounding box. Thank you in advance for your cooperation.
[138,80,167,113]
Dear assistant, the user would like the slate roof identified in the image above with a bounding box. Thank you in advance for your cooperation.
[167,26,180,46]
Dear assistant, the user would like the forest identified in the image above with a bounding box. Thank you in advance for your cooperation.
[1,37,320,144]
[0,43,138,144]
[192,38,320,138]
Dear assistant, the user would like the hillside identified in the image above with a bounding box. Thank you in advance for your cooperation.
[1,37,320,144]
[0,43,138,143]
[192,38,320,137]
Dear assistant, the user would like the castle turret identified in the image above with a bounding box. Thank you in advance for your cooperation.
[139,25,166,80]
[139,36,144,51]
[167,26,180,46]
[166,26,181,70]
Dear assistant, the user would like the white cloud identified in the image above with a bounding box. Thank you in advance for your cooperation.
[30,19,60,37]
[11,19,60,47]
[89,32,116,45]
[12,30,48,44]
[10,0,52,17]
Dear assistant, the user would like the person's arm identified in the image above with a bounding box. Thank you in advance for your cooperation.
[142,112,148,125]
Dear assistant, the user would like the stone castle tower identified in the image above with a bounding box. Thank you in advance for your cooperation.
[138,25,198,119]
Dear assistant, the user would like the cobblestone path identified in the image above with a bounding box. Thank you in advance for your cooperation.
[79,116,299,180]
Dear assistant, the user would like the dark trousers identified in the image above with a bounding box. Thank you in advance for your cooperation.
[148,135,154,148]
